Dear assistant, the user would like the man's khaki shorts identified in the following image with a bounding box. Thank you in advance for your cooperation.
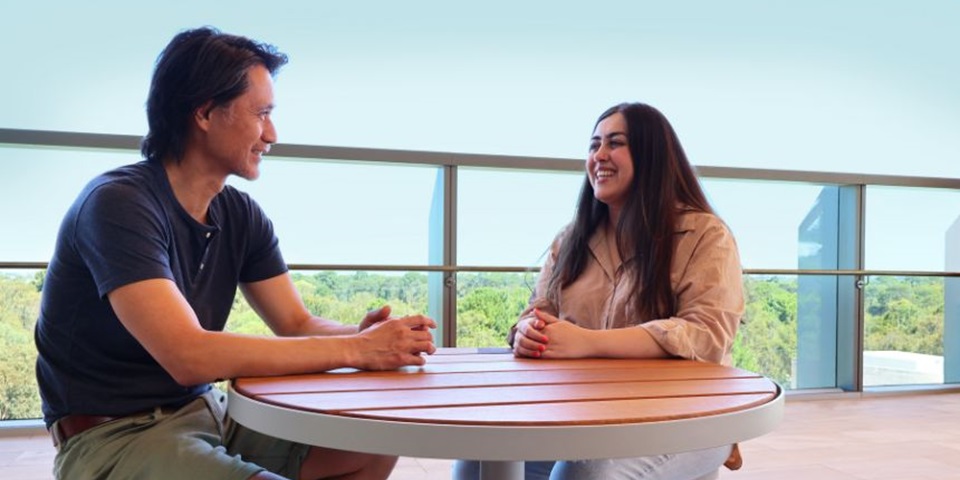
[53,389,310,480]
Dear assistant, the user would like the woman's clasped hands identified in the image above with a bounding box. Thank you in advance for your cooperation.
[512,308,592,359]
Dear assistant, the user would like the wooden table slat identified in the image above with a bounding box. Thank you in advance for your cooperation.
[235,362,760,396]
[228,351,785,468]
[334,393,777,426]
[395,358,761,375]
[255,377,777,412]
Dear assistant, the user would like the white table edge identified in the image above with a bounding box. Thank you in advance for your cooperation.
[228,383,784,461]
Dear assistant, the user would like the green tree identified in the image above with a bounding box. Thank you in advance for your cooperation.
[0,274,43,420]
[864,277,943,356]
[1,271,950,421]
[456,285,529,347]
[731,276,798,387]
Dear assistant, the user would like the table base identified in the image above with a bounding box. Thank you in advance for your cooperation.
[481,460,524,480]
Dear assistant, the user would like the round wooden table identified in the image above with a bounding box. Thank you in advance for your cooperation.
[229,348,783,480]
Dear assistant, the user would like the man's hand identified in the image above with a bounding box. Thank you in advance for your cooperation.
[358,305,392,332]
[353,315,437,370]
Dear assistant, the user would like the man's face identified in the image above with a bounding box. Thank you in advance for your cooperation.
[202,64,277,181]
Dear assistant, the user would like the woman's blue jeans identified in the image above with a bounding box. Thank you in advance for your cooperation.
[451,444,731,480]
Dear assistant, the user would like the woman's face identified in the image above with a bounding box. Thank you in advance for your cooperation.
[587,112,634,214]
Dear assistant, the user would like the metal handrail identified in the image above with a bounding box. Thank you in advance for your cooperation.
[5,261,960,278]
[4,127,960,188]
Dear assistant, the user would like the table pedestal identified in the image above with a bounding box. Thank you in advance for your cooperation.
[480,460,524,480]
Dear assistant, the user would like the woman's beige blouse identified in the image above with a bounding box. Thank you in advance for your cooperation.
[523,211,744,365]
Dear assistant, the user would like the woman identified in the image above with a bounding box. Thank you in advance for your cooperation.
[454,103,744,480]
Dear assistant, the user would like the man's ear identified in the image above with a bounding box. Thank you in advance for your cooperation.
[194,101,215,132]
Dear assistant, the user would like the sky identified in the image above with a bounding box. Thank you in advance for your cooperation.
[1,1,959,271]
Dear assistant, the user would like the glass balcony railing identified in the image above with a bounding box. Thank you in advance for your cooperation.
[4,128,960,423]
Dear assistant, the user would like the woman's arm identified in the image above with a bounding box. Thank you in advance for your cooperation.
[529,308,670,359]
[530,214,743,362]
[638,215,745,364]
[511,232,564,357]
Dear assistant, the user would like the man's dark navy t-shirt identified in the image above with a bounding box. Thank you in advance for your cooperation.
[35,161,287,428]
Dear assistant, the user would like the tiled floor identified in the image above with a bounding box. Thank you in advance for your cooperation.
[3,391,960,479]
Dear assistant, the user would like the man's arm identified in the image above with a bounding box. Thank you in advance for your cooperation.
[108,277,436,386]
[239,273,366,337]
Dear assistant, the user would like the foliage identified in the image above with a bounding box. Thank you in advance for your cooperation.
[863,276,943,356]
[0,273,42,420]
[732,277,799,386]
[0,270,948,421]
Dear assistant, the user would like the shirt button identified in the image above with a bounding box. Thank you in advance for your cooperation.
[205,232,211,238]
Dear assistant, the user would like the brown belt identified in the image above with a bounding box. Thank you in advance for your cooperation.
[51,407,181,448]
[51,415,122,447]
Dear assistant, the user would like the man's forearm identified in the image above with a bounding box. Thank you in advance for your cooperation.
[286,316,360,337]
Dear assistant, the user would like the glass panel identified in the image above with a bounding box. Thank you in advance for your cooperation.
[735,274,843,390]
[230,158,441,265]
[0,269,44,420]
[455,271,538,348]
[2,267,440,420]
[0,146,133,262]
[455,271,842,392]
[0,149,440,266]
[701,179,840,270]
[736,275,798,389]
[865,186,960,272]
[863,275,944,387]
[458,167,583,266]
[227,269,438,341]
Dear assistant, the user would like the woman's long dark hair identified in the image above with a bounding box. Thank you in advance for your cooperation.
[546,103,714,321]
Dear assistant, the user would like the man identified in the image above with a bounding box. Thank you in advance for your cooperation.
[35,26,436,480]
